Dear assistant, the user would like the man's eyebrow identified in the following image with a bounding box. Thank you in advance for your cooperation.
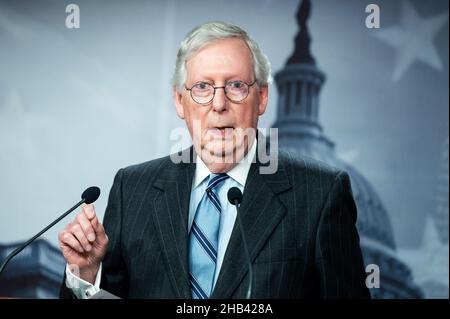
[191,75,250,85]
[192,78,215,84]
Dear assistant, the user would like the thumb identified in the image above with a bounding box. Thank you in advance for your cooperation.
[92,218,108,244]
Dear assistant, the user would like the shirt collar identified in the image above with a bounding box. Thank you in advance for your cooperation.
[193,139,257,189]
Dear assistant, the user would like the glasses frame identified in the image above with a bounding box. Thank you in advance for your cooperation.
[184,80,257,105]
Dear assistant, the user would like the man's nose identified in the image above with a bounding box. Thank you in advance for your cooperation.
[211,87,227,112]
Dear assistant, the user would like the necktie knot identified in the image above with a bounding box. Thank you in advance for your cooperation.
[206,173,229,193]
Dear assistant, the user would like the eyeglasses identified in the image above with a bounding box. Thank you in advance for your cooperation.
[185,80,257,105]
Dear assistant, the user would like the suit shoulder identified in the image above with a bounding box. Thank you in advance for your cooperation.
[277,151,354,209]
[118,154,173,180]
[278,150,344,183]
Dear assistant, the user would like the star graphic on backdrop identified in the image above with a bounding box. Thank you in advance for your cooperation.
[398,217,449,293]
[372,0,448,82]
[434,138,449,242]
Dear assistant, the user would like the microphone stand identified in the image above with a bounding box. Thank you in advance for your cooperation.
[233,199,253,299]
[0,198,86,275]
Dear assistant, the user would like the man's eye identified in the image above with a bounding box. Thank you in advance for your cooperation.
[230,81,243,88]
[194,83,209,90]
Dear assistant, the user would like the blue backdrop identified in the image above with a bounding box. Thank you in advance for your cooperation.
[0,0,447,298]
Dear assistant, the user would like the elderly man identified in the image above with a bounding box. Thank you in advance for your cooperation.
[59,21,370,299]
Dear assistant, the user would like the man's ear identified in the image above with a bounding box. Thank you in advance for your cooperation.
[173,85,185,119]
[258,84,269,116]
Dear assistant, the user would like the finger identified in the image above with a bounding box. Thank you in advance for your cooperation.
[81,205,107,244]
[93,220,108,244]
[89,213,100,231]
[76,213,96,242]
[60,231,84,254]
[82,204,96,221]
[71,223,92,252]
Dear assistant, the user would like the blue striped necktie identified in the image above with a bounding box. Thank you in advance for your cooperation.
[189,173,229,299]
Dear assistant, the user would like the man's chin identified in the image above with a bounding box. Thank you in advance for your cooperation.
[199,146,246,166]
[205,162,237,174]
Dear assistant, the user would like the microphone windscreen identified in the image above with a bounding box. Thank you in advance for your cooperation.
[227,187,243,205]
[82,186,101,204]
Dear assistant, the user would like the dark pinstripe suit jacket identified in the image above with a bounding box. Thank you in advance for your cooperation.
[60,144,370,299]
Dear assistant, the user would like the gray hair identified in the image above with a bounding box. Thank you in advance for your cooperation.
[172,21,271,92]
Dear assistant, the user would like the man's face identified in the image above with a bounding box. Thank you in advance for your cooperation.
[173,37,268,173]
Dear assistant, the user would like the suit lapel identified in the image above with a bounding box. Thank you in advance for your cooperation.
[149,143,291,299]
[152,148,195,298]
[211,150,292,298]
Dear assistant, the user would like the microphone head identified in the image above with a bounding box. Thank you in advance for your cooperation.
[227,187,243,206]
[82,186,101,204]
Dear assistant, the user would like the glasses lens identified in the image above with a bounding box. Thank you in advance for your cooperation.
[226,81,248,102]
[191,82,213,104]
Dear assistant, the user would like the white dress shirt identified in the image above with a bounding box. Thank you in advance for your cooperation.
[66,140,256,298]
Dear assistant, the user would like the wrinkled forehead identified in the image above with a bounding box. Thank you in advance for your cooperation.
[185,38,254,81]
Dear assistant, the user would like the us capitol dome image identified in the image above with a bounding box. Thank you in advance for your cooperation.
[272,0,423,298]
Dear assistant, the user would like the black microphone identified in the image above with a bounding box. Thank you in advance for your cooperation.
[0,186,101,275]
[227,187,253,299]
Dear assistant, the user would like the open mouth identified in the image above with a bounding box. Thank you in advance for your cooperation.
[208,126,235,138]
